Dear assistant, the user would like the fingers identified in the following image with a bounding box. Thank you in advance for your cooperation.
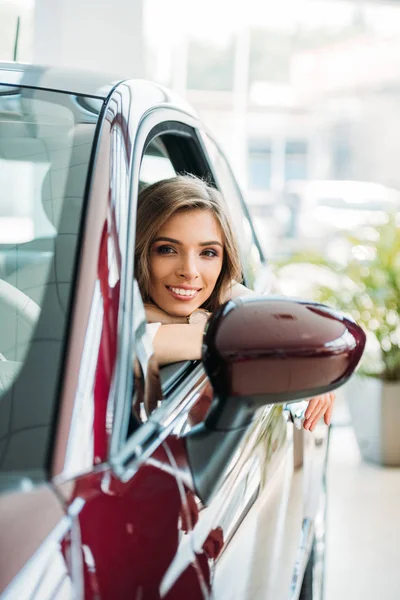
[304,397,319,421]
[305,403,327,431]
[324,392,336,426]
[303,392,336,432]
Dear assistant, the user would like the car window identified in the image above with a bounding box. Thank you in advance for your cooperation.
[140,138,176,185]
[122,127,218,439]
[0,85,101,478]
[200,132,265,290]
[122,124,267,446]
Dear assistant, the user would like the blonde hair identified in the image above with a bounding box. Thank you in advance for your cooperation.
[135,175,242,312]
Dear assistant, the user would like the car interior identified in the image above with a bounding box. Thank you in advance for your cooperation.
[0,93,96,400]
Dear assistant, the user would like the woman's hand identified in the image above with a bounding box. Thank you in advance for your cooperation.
[303,392,336,431]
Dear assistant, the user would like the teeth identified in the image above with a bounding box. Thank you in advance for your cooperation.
[170,287,197,297]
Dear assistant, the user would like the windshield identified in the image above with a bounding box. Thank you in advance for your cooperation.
[0,85,102,484]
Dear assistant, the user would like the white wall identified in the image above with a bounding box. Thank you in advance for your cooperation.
[33,0,145,78]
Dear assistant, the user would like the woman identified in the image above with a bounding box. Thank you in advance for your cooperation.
[135,175,334,431]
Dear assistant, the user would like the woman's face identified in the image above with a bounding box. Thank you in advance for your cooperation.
[148,209,224,317]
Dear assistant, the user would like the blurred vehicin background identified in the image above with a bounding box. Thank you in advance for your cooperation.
[1,1,400,598]
[274,179,400,260]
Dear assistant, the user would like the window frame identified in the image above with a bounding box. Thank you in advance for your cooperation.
[110,108,270,475]
[109,109,218,467]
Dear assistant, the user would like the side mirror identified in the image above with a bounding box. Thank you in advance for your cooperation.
[203,296,365,428]
[185,296,365,504]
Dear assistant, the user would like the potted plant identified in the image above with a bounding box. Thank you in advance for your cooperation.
[276,215,400,465]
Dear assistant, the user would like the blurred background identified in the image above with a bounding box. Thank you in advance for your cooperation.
[2,0,400,262]
[2,1,400,597]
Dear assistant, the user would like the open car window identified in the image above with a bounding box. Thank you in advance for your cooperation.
[132,131,196,427]
[140,137,177,185]
[127,122,264,437]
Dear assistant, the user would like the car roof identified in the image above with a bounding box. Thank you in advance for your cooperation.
[0,61,124,98]
[0,62,198,118]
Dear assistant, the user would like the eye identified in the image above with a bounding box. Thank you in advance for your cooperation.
[155,245,176,255]
[201,249,219,258]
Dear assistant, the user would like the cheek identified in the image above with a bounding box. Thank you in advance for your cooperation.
[149,256,168,285]
[204,259,223,285]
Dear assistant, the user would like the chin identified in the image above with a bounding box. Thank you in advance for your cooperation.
[170,305,195,317]
[171,301,203,317]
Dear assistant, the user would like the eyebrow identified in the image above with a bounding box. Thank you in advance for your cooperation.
[153,236,223,248]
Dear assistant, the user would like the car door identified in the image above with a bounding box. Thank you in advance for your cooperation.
[130,124,329,600]
[106,108,326,599]
[113,114,314,600]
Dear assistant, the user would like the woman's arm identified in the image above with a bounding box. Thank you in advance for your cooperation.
[144,287,335,428]
[152,323,205,365]
[144,302,205,364]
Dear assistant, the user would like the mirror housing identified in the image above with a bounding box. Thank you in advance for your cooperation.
[185,296,365,504]
[203,296,365,428]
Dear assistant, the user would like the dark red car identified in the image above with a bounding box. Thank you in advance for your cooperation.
[0,63,365,600]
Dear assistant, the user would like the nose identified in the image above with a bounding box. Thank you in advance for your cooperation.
[176,252,199,280]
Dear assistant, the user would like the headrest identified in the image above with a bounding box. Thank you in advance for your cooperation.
[0,123,95,233]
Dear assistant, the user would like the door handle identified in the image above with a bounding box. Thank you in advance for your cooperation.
[283,400,308,430]
[283,401,308,469]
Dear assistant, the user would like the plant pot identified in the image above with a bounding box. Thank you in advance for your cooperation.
[344,374,400,466]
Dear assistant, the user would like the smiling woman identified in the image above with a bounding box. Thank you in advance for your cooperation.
[149,209,224,316]
[134,175,336,430]
[134,175,248,364]
[135,175,243,313]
